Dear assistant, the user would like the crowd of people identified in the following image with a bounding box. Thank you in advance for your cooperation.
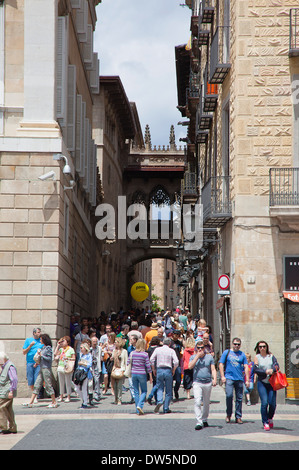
[0,307,281,434]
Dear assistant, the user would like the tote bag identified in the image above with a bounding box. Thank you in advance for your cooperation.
[269,371,288,391]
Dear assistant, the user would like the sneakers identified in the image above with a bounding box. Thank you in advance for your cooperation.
[264,423,270,431]
[195,424,203,430]
[137,406,144,415]
[268,419,274,429]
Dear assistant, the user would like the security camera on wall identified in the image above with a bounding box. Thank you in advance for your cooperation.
[38,170,56,181]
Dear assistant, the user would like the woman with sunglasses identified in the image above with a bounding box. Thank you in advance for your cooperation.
[254,341,279,431]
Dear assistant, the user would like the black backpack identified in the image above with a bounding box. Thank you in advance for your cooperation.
[74,368,88,388]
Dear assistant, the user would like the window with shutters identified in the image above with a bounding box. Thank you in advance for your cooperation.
[75,94,83,173]
[83,24,93,67]
[89,141,97,206]
[56,17,68,125]
[79,101,86,178]
[67,65,76,153]
[76,0,88,42]
[89,53,100,94]
[83,117,90,191]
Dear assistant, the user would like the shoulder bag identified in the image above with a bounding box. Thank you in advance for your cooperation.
[111,367,124,379]
[33,351,41,364]
[64,359,75,374]
[269,371,289,391]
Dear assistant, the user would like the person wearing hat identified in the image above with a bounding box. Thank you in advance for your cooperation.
[144,323,159,350]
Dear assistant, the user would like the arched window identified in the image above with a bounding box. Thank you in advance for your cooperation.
[149,186,171,221]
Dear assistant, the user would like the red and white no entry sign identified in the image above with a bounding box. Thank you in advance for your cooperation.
[218,274,230,290]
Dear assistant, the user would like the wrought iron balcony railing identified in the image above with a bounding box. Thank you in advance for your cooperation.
[198,86,213,130]
[182,171,198,201]
[210,26,231,83]
[201,176,232,227]
[269,168,299,206]
[290,9,299,57]
[203,64,218,112]
[199,0,215,24]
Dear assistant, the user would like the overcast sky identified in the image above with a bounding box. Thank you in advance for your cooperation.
[94,0,191,148]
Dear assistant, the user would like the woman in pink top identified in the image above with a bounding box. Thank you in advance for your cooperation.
[182,337,196,399]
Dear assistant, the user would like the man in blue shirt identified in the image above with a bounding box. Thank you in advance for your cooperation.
[22,328,41,396]
[219,338,249,424]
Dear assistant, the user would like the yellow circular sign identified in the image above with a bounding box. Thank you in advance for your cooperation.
[130,282,149,302]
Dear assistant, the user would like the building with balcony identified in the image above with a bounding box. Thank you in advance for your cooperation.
[177,0,299,400]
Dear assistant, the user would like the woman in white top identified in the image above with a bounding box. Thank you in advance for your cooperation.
[254,340,279,431]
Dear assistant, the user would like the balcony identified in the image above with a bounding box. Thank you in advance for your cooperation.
[270,168,299,206]
[199,0,215,24]
[201,176,232,228]
[182,171,198,204]
[203,65,218,112]
[186,71,200,114]
[197,130,209,144]
[198,87,213,130]
[198,0,214,45]
[269,167,299,230]
[190,0,200,37]
[210,26,231,83]
[198,22,210,46]
[290,8,299,57]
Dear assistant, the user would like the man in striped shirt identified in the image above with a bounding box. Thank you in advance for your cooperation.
[150,337,179,414]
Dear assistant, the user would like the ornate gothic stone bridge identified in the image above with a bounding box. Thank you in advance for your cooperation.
[123,125,186,268]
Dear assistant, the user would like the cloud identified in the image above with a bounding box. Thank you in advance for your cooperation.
[95,0,190,147]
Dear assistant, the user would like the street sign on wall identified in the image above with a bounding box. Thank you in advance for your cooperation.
[218,274,230,290]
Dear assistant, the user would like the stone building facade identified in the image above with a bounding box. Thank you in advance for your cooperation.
[0,0,103,395]
[0,0,179,398]
[178,0,299,399]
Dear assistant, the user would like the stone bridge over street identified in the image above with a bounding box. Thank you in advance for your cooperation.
[123,126,187,269]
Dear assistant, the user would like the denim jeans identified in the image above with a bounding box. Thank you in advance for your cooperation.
[173,366,181,395]
[156,368,173,412]
[257,380,277,424]
[225,379,244,419]
[132,374,148,412]
[26,362,40,387]
[148,376,158,403]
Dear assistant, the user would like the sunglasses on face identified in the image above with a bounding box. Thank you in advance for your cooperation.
[197,346,204,350]
[259,345,266,348]
[233,343,241,346]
